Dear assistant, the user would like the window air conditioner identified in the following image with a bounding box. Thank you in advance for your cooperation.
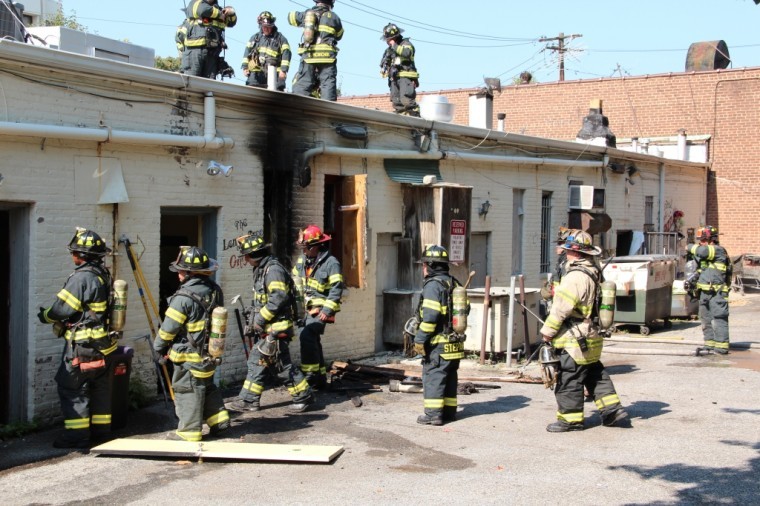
[568,185,594,210]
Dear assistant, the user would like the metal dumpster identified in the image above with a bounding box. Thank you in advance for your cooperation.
[671,280,698,318]
[602,255,677,335]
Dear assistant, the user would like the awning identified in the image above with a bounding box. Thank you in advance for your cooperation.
[384,159,441,184]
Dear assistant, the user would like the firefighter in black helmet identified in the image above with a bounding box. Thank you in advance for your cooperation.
[228,232,314,413]
[380,23,420,116]
[288,0,344,101]
[688,226,731,355]
[154,246,230,441]
[413,245,468,425]
[177,0,237,79]
[38,228,115,448]
[241,11,291,91]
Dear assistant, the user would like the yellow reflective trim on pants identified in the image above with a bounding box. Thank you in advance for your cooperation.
[594,394,621,410]
[443,397,457,407]
[424,398,444,409]
[176,430,202,442]
[301,363,320,372]
[65,418,90,429]
[243,379,264,395]
[557,411,584,423]
[92,414,111,425]
[207,410,229,428]
[707,340,729,350]
[288,378,310,395]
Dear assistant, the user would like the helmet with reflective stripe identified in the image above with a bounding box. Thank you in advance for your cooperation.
[298,225,332,247]
[381,23,403,41]
[419,244,450,264]
[258,11,275,26]
[169,246,218,273]
[696,225,719,241]
[67,227,111,257]
[236,232,269,258]
[561,231,602,256]
[315,0,334,6]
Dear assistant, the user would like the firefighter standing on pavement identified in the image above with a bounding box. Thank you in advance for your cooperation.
[241,11,291,90]
[153,246,230,441]
[540,231,628,432]
[38,228,116,449]
[292,225,344,388]
[177,0,237,79]
[380,23,420,116]
[413,245,468,426]
[288,0,344,101]
[228,233,314,413]
[687,226,731,355]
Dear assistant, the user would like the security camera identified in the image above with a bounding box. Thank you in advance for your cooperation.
[207,161,233,177]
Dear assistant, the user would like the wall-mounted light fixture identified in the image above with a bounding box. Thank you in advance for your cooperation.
[207,160,233,177]
[478,200,491,217]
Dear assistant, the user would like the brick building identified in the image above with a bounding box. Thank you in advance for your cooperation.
[340,67,760,256]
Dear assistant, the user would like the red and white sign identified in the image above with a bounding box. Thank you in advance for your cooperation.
[450,220,466,263]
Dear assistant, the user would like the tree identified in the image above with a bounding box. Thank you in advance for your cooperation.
[42,8,88,32]
[512,71,535,85]
[155,56,181,72]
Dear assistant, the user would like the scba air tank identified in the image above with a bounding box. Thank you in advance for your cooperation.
[208,306,228,359]
[451,285,468,334]
[110,280,128,332]
[598,280,616,330]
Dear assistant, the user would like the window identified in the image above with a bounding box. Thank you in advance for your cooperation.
[540,192,552,273]
[644,196,654,232]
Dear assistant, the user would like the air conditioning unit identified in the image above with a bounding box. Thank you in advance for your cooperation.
[568,185,594,210]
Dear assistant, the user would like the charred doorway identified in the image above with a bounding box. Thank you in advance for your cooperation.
[159,208,219,317]
[0,205,29,423]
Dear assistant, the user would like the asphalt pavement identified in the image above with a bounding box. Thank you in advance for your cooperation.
[2,290,759,505]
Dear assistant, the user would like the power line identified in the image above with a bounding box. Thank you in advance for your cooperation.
[538,32,582,81]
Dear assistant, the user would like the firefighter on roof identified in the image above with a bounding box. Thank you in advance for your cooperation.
[380,23,420,116]
[241,11,291,91]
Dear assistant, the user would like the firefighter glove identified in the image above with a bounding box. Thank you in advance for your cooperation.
[413,342,426,356]
[37,307,48,324]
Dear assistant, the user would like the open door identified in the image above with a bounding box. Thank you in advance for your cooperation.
[339,175,367,288]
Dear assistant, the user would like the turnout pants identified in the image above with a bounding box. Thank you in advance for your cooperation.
[390,77,420,116]
[299,315,327,386]
[555,352,622,425]
[172,365,230,441]
[238,338,312,404]
[246,69,286,91]
[55,349,112,442]
[291,61,338,101]
[699,291,730,353]
[181,47,222,78]
[422,346,459,420]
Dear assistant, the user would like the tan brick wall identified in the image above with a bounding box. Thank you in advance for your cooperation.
[341,68,760,254]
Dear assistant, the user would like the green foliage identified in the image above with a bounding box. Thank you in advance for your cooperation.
[512,71,536,85]
[42,8,88,32]
[128,378,154,411]
[0,419,41,440]
[155,56,182,72]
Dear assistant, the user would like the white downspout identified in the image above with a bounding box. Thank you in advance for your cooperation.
[658,162,666,232]
[0,93,234,149]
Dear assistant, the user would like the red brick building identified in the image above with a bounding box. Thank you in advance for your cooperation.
[340,67,760,255]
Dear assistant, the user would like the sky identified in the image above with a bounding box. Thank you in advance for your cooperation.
[56,0,760,97]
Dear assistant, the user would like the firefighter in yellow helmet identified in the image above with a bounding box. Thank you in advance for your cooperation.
[38,228,115,448]
[177,0,237,79]
[380,23,420,116]
[153,246,230,441]
[241,11,291,90]
[687,226,731,355]
[413,245,469,425]
[540,232,628,432]
[228,232,314,413]
[292,225,344,388]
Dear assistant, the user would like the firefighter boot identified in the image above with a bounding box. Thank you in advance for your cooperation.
[53,429,90,449]
[417,414,443,426]
[290,396,315,413]
[601,407,629,427]
[546,421,584,433]
[227,399,261,412]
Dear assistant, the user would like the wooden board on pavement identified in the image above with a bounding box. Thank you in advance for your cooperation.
[91,438,344,463]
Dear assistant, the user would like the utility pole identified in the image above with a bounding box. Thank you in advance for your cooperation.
[539,32,582,81]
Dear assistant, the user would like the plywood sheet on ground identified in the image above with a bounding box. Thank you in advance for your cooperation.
[91,438,344,463]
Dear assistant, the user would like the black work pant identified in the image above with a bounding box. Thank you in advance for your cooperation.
[55,349,112,442]
[292,61,338,101]
[699,291,730,352]
[422,346,459,420]
[554,353,622,424]
[172,365,229,441]
[181,47,222,78]
[239,338,312,404]
[299,315,327,386]
[390,77,420,116]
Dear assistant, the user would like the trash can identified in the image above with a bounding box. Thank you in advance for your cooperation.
[110,345,134,430]
[603,255,677,335]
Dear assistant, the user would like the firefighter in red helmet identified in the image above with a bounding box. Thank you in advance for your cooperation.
[292,225,344,388]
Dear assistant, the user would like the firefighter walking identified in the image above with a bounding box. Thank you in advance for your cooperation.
[540,232,628,432]
[288,0,344,101]
[380,23,420,116]
[688,226,731,355]
[177,0,237,79]
[228,233,314,413]
[153,246,230,441]
[241,11,291,90]
[38,228,117,449]
[413,245,469,426]
[292,225,344,388]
